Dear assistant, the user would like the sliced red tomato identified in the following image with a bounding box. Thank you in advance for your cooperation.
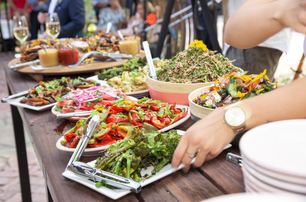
[64,133,77,142]
[69,136,80,148]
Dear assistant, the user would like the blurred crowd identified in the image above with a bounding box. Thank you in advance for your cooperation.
[0,0,160,39]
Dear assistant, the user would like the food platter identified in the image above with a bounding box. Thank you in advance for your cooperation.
[8,58,129,75]
[62,130,232,200]
[2,77,101,111]
[55,105,190,154]
[5,96,56,111]
[87,75,149,98]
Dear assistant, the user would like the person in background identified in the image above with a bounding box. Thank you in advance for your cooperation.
[92,0,109,21]
[8,0,30,17]
[38,0,85,38]
[97,0,125,33]
[28,0,48,39]
[224,0,291,79]
[172,0,306,171]
[118,1,144,36]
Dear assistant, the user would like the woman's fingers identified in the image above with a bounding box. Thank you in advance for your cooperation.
[193,148,209,168]
[171,135,188,168]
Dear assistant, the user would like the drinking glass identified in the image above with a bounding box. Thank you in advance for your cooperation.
[13,15,29,44]
[46,13,61,39]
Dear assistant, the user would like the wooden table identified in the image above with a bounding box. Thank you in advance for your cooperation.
[4,66,244,202]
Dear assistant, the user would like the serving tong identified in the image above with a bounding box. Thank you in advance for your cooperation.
[226,152,242,167]
[65,115,141,193]
[1,90,29,103]
[69,51,133,68]
[9,59,40,70]
[56,111,92,119]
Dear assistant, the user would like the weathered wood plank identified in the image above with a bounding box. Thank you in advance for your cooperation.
[199,150,245,194]
[140,169,224,202]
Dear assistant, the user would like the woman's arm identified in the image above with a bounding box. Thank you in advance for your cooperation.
[224,0,306,49]
[172,77,306,170]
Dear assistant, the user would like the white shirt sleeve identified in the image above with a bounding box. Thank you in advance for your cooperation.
[48,0,58,14]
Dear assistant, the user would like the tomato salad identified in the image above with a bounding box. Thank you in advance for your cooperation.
[61,98,188,149]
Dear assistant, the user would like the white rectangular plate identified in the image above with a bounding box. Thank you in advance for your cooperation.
[62,130,232,200]
[5,77,107,111]
[6,96,55,111]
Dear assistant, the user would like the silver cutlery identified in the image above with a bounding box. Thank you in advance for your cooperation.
[65,115,142,193]
[56,111,91,119]
[226,152,242,167]
[9,59,40,70]
[69,51,133,68]
[1,90,28,103]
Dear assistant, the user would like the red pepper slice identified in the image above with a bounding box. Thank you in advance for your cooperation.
[144,112,153,122]
[110,105,125,113]
[106,114,129,124]
[170,104,182,114]
[97,133,117,146]
[69,136,80,148]
[62,107,75,113]
[130,112,143,127]
[172,110,187,123]
[64,133,77,142]
[149,105,160,111]
[150,116,165,129]
[160,117,171,126]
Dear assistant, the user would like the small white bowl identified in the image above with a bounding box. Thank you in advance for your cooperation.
[188,85,214,121]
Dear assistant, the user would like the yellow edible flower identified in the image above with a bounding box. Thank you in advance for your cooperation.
[237,91,247,99]
[251,69,267,83]
[189,40,208,52]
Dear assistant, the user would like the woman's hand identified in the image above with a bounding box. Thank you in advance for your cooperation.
[274,0,306,34]
[171,109,237,171]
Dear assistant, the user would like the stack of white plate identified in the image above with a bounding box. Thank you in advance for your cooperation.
[239,119,306,196]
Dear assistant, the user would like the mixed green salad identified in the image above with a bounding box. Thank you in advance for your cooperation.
[95,129,180,182]
[194,70,277,109]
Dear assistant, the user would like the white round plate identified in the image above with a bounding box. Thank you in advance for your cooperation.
[56,136,109,155]
[242,166,296,194]
[244,160,306,194]
[242,155,306,186]
[240,120,306,178]
[56,108,190,154]
[203,193,306,202]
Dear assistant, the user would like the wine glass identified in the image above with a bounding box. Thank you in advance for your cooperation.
[13,15,29,45]
[46,13,61,39]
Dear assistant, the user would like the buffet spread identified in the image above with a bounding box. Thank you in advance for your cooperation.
[4,38,278,199]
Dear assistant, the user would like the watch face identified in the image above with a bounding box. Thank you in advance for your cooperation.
[225,107,246,127]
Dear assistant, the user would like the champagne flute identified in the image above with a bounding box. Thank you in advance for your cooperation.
[13,15,29,45]
[46,13,61,39]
